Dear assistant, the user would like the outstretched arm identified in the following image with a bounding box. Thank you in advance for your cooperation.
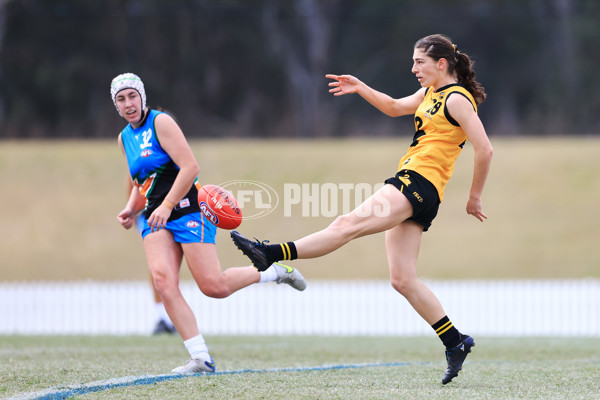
[326,74,425,117]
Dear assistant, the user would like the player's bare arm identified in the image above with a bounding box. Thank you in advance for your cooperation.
[116,133,139,229]
[154,113,199,202]
[146,113,199,231]
[326,74,425,117]
[446,94,493,222]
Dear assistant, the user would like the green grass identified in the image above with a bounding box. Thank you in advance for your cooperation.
[2,138,598,399]
[1,335,599,399]
[1,137,600,281]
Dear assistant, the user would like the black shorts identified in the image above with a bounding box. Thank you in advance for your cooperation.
[384,170,440,231]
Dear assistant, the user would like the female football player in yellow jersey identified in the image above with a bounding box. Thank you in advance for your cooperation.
[231,34,493,385]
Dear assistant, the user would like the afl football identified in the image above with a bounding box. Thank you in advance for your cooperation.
[197,184,242,229]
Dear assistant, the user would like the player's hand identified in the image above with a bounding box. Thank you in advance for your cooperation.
[466,195,487,222]
[117,208,135,229]
[147,205,172,232]
[326,74,361,96]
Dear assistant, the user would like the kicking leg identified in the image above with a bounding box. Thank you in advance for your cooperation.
[231,184,413,270]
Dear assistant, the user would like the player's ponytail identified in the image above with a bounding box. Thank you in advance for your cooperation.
[414,34,487,105]
[454,50,486,105]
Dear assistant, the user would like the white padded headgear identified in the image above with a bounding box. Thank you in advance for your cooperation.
[110,73,146,114]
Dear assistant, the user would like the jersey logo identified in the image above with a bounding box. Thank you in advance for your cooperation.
[140,129,153,149]
[176,198,190,210]
[140,149,152,157]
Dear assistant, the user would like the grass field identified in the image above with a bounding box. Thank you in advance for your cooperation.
[1,136,599,282]
[1,137,599,399]
[1,335,599,399]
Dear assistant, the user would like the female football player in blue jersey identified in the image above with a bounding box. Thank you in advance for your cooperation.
[231,34,493,384]
[111,73,306,375]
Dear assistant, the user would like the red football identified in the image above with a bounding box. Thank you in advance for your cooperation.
[197,184,242,230]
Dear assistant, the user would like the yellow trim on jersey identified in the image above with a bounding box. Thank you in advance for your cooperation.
[398,84,476,202]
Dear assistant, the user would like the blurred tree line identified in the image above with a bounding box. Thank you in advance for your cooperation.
[0,0,598,138]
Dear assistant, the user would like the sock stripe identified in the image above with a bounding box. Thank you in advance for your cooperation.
[280,243,289,260]
[432,316,461,348]
[435,321,453,335]
[284,243,290,259]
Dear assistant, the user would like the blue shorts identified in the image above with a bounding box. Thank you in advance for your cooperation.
[140,212,217,244]
[135,213,145,233]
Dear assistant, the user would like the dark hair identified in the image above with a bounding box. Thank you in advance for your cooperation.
[414,34,486,105]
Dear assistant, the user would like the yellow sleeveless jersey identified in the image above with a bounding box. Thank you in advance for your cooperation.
[398,84,477,202]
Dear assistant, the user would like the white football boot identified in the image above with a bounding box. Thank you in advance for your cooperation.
[172,355,216,374]
[273,262,307,291]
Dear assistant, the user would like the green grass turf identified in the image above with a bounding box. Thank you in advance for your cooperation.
[1,137,600,282]
[1,335,599,399]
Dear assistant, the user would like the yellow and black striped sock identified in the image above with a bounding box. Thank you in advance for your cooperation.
[432,316,462,349]
[265,242,298,262]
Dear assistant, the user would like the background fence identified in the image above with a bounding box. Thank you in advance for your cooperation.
[1,280,598,336]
